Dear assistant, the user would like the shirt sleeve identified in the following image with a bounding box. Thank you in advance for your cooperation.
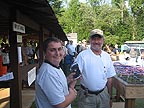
[106,57,116,78]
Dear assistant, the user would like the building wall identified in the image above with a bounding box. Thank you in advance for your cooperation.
[66,33,77,46]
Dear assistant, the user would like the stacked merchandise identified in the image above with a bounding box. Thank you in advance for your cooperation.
[113,62,144,84]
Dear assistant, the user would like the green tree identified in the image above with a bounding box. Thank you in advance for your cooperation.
[59,0,80,33]
[129,0,144,40]
[59,1,95,41]
[47,0,64,17]
[49,0,144,44]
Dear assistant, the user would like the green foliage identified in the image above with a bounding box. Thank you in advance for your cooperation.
[128,0,144,40]
[59,0,94,41]
[47,0,64,17]
[48,0,144,44]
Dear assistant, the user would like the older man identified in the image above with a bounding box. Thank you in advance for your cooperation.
[75,29,116,108]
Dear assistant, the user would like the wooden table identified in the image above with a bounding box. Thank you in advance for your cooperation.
[113,76,144,108]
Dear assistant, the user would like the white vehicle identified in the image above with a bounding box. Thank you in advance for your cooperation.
[120,42,144,67]
[121,44,144,56]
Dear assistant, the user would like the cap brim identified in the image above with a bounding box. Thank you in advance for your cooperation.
[90,34,103,38]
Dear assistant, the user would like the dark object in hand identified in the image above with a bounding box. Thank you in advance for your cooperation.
[70,63,81,79]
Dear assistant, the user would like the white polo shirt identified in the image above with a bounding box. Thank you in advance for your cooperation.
[75,48,116,91]
[35,62,71,108]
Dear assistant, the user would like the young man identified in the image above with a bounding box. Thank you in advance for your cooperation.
[35,37,78,108]
[75,29,116,108]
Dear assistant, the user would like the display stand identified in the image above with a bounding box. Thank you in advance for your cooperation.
[113,76,144,108]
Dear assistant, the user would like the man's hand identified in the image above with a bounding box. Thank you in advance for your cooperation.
[67,73,76,84]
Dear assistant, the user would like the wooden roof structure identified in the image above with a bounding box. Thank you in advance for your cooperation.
[0,0,68,108]
[0,0,68,41]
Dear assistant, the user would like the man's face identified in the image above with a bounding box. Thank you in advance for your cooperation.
[45,41,64,66]
[90,37,104,51]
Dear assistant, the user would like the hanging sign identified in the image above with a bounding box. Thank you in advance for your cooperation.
[17,47,22,63]
[1,52,10,65]
[17,35,22,43]
[13,22,25,33]
[28,67,36,86]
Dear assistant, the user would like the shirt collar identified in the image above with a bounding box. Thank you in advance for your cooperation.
[44,60,60,69]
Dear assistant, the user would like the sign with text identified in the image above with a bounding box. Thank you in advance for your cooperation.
[13,22,25,33]
[17,35,22,43]
[28,67,36,86]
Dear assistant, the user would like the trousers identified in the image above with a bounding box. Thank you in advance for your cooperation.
[78,87,110,108]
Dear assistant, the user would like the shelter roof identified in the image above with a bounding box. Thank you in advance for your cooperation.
[0,0,68,41]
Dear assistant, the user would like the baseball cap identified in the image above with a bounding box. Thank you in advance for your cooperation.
[90,29,104,38]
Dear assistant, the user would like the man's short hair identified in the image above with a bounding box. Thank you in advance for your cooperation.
[43,37,62,53]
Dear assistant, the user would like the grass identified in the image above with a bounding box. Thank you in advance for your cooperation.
[135,99,144,108]
[71,94,79,108]
[30,98,78,108]
[31,83,144,108]
[30,96,144,108]
[30,101,36,108]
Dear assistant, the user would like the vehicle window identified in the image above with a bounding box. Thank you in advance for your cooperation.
[140,49,144,54]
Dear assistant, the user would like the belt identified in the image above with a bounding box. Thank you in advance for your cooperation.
[81,84,105,95]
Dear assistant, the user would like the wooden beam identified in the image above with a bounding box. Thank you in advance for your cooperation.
[0,1,10,18]
[17,10,40,31]
[39,27,44,66]
[9,8,22,108]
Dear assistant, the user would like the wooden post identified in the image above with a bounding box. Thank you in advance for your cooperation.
[9,8,22,108]
[39,27,44,66]
[125,99,135,108]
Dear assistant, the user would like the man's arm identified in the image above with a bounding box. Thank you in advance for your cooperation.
[53,87,77,108]
[107,77,113,98]
[107,77,113,108]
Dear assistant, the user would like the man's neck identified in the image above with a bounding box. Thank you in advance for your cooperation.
[91,49,102,55]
